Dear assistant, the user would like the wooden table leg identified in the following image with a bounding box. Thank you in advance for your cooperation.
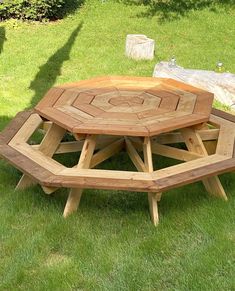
[180,127,227,200]
[125,136,160,225]
[143,137,161,225]
[63,134,97,217]
[16,123,66,192]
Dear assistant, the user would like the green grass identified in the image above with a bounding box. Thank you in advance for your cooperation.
[0,0,235,289]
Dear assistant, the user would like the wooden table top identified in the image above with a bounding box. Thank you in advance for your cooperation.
[35,76,214,137]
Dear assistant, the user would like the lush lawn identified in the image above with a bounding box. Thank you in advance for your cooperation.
[0,0,235,289]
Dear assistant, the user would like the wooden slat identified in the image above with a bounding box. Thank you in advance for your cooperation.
[97,111,138,121]
[73,123,149,137]
[0,144,53,184]
[193,93,213,116]
[147,114,209,136]
[180,128,227,200]
[15,175,37,190]
[212,108,235,123]
[0,110,35,145]
[11,143,65,174]
[72,92,95,106]
[90,138,124,168]
[38,123,66,156]
[73,103,104,117]
[56,106,91,122]
[143,137,160,225]
[91,93,118,110]
[137,108,169,119]
[151,156,235,192]
[154,129,219,145]
[35,107,79,132]
[35,88,64,110]
[125,138,146,172]
[152,142,202,161]
[31,136,121,154]
[215,125,235,157]
[158,95,179,111]
[54,90,78,107]
[176,94,196,112]
[16,123,66,191]
[63,134,97,217]
[144,110,189,125]
[52,168,154,192]
[9,113,43,144]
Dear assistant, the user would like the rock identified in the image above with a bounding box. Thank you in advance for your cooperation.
[125,34,155,60]
[153,61,235,108]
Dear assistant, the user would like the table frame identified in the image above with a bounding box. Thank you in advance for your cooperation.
[1,108,234,225]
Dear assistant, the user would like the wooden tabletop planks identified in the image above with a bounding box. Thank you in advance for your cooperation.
[1,104,235,224]
[35,76,214,137]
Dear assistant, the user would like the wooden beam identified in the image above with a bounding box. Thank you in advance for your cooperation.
[125,137,146,172]
[15,123,66,191]
[90,138,124,168]
[63,134,97,217]
[154,129,219,145]
[152,142,202,161]
[180,127,227,200]
[143,137,160,226]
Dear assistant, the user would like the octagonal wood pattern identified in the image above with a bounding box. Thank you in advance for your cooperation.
[0,109,234,194]
[35,76,214,137]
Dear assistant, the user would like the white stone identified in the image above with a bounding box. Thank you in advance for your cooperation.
[153,61,235,108]
[125,34,155,60]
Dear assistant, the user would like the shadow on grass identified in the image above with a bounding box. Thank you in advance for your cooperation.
[0,26,7,54]
[124,0,235,22]
[62,0,85,18]
[29,22,83,107]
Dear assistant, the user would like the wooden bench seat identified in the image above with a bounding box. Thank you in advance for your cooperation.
[0,108,234,224]
[0,108,234,191]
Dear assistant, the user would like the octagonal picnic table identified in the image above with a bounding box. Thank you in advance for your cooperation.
[1,76,235,225]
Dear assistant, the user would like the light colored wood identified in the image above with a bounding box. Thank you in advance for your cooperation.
[146,114,209,137]
[73,103,104,117]
[216,125,235,157]
[9,113,43,144]
[35,87,64,110]
[35,76,213,137]
[57,105,92,121]
[16,123,66,192]
[54,90,78,107]
[31,136,121,154]
[125,34,155,60]
[15,175,37,190]
[151,142,203,161]
[59,167,152,180]
[73,133,86,141]
[195,123,217,155]
[90,138,124,168]
[143,137,154,172]
[180,127,227,200]
[73,122,148,137]
[39,121,52,133]
[155,129,219,145]
[9,113,53,190]
[38,123,66,156]
[143,137,160,225]
[125,137,146,172]
[12,143,65,174]
[212,108,235,123]
[63,134,97,217]
[35,107,79,132]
